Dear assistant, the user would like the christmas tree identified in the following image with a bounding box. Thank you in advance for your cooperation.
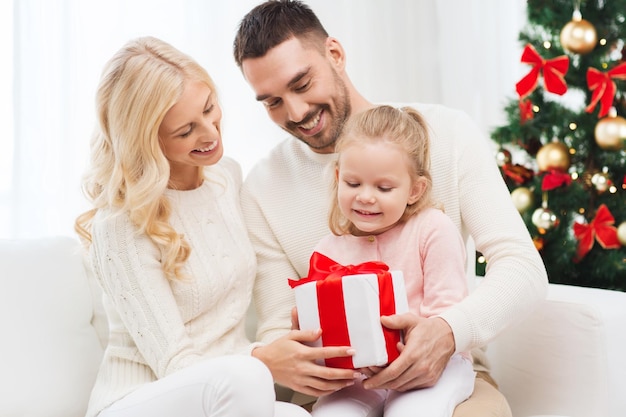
[485,0,626,291]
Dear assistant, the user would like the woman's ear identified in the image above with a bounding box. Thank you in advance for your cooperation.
[408,179,427,205]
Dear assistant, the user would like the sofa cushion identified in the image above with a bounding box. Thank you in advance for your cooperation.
[0,237,104,417]
[487,283,626,417]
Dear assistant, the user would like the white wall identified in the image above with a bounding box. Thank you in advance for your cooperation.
[1,0,526,238]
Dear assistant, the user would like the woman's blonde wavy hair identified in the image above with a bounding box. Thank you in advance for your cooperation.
[75,36,217,280]
[328,105,434,236]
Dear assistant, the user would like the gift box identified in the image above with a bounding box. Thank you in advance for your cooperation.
[288,252,409,369]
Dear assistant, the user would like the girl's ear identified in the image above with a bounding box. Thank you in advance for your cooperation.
[408,178,426,205]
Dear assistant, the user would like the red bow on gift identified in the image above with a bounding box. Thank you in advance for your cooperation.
[585,62,626,118]
[541,170,572,191]
[289,252,389,288]
[289,252,401,369]
[516,44,570,98]
[573,204,621,262]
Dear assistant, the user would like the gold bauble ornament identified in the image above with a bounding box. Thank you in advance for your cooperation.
[532,207,560,234]
[617,222,626,246]
[511,187,534,213]
[536,141,571,172]
[594,110,626,151]
[559,11,597,54]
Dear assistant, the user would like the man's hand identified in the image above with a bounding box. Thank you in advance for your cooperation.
[361,313,455,392]
[252,328,358,397]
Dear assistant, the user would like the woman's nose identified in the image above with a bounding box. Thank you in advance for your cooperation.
[198,118,220,139]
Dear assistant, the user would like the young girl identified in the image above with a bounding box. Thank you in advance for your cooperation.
[75,37,310,417]
[311,105,475,417]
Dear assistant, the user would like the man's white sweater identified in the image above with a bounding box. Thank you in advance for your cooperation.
[241,103,548,366]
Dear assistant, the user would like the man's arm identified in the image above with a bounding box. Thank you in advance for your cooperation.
[438,109,548,353]
[241,183,296,343]
[241,179,358,396]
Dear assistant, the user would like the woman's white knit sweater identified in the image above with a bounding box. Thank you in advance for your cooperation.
[85,157,257,417]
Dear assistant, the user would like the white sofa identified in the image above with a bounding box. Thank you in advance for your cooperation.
[2,236,625,417]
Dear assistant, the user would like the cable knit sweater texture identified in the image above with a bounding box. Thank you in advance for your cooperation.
[85,157,257,417]
[241,102,548,366]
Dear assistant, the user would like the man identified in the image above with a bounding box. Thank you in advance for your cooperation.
[233,1,548,415]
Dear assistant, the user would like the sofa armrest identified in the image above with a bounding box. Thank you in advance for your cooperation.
[486,283,626,417]
[0,237,104,417]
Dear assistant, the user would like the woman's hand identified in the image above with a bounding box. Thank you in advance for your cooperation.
[252,329,359,397]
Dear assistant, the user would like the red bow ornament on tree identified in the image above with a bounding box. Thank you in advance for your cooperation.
[573,204,621,262]
[541,169,572,191]
[519,99,534,123]
[585,62,626,118]
[516,44,570,98]
[501,163,534,185]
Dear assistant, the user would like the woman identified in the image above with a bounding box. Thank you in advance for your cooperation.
[75,36,310,417]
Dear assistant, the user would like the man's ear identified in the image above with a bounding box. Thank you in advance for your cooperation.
[408,179,427,205]
[326,37,346,70]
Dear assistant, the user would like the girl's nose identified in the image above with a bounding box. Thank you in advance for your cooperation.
[356,190,375,204]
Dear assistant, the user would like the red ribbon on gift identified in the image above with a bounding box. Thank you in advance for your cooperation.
[516,44,569,98]
[289,252,401,369]
[573,204,621,262]
[585,62,626,118]
[541,169,572,191]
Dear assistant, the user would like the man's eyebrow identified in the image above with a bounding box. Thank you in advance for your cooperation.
[255,67,312,102]
[287,67,311,89]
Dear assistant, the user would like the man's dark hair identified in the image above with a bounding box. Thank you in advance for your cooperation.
[233,0,329,67]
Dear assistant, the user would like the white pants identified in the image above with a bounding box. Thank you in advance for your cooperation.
[99,355,311,417]
[312,354,475,417]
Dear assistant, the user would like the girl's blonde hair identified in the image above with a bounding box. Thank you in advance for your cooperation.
[75,36,217,280]
[329,105,433,236]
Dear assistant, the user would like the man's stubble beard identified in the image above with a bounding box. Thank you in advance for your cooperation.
[286,72,351,153]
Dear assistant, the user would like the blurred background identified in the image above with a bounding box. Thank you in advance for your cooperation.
[0,0,526,239]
